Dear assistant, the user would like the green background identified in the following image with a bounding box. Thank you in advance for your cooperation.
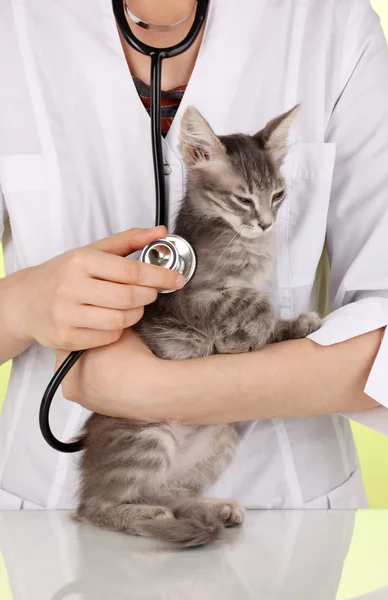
[0,0,388,511]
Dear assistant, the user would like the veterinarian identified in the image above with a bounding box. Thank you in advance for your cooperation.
[0,0,388,509]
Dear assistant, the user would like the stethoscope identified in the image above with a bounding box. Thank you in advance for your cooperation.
[39,0,209,453]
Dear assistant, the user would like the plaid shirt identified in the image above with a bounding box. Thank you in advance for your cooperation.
[132,76,186,136]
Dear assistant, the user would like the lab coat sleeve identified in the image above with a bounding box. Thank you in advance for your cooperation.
[307,0,388,434]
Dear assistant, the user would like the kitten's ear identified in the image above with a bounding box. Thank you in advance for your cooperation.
[180,107,225,166]
[256,104,300,168]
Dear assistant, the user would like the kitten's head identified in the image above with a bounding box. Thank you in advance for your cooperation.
[179,105,299,239]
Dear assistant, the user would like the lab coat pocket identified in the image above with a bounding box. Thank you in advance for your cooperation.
[303,468,368,509]
[279,143,336,289]
[0,154,55,267]
[326,467,368,509]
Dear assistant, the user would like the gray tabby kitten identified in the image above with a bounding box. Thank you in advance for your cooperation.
[76,106,321,547]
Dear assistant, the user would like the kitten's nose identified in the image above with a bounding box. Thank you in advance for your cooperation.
[260,220,273,231]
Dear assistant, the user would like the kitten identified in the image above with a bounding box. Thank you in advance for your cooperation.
[76,106,321,547]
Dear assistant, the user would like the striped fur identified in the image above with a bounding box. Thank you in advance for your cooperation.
[77,106,321,547]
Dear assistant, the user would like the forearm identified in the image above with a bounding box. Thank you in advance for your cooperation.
[59,326,382,423]
[0,271,33,365]
[161,329,382,424]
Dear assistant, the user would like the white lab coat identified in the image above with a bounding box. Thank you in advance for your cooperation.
[0,0,387,510]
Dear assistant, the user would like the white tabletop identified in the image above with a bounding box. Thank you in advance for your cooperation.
[1,510,388,600]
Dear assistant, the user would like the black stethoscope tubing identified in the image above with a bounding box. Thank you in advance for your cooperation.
[114,0,209,229]
[39,0,209,454]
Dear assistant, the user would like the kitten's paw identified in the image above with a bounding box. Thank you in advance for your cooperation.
[214,339,248,354]
[215,500,245,527]
[143,507,174,521]
[297,311,321,336]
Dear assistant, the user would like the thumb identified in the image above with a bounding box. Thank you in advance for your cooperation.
[89,226,168,257]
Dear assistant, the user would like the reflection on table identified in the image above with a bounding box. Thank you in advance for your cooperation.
[1,509,388,599]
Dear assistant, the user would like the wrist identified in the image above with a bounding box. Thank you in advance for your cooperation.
[75,334,177,420]
[0,268,35,345]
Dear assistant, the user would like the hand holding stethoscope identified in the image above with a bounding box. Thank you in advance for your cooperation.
[39,0,209,452]
[22,227,182,350]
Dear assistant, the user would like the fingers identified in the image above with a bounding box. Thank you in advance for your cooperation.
[55,328,123,352]
[79,279,158,310]
[55,349,71,371]
[90,226,168,257]
[73,306,144,331]
[85,253,185,290]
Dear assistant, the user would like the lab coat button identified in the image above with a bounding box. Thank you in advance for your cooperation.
[164,163,172,175]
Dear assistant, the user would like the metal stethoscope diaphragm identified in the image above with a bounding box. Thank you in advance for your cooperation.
[140,235,196,292]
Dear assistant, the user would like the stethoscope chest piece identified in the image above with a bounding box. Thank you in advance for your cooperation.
[140,235,196,293]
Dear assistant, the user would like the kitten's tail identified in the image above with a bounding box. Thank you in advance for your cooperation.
[135,501,223,548]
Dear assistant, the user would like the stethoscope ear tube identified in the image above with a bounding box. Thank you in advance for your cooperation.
[112,0,209,229]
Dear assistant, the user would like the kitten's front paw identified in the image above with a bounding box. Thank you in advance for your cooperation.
[297,311,322,336]
[214,339,249,354]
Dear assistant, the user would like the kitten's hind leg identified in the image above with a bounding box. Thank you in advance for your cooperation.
[270,311,321,343]
[173,498,245,528]
[76,502,174,534]
[76,500,222,548]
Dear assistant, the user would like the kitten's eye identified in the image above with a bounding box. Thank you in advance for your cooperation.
[236,196,253,205]
[272,190,285,203]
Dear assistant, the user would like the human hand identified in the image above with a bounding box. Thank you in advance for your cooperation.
[8,227,185,351]
[55,328,170,420]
